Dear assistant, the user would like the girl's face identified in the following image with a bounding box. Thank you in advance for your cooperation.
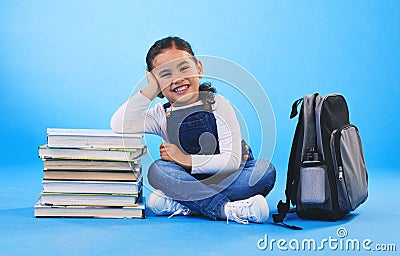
[151,48,203,106]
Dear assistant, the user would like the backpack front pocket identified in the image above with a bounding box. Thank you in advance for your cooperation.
[331,124,368,212]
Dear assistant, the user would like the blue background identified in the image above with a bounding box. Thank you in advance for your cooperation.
[1,1,399,255]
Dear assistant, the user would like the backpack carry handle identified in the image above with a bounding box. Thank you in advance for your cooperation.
[290,98,303,119]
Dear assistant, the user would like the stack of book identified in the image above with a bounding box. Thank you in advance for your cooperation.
[34,128,147,218]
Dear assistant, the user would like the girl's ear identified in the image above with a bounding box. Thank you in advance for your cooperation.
[197,60,204,79]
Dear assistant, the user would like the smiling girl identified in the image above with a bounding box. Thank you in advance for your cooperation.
[110,36,276,224]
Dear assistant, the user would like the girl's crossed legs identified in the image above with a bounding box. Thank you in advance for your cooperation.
[147,158,276,221]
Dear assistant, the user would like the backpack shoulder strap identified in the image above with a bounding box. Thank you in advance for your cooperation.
[272,97,304,229]
[301,93,321,161]
[273,93,319,230]
[273,122,303,229]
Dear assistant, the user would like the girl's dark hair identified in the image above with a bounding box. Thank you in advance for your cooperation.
[146,36,195,71]
[146,36,216,109]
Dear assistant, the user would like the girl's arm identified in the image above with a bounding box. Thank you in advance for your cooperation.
[110,92,153,133]
[190,95,242,174]
[110,71,163,134]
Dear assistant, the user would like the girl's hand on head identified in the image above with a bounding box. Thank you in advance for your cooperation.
[140,70,161,100]
[160,142,192,169]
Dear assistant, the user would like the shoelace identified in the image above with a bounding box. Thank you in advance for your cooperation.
[226,211,249,225]
[168,207,191,219]
[225,200,255,225]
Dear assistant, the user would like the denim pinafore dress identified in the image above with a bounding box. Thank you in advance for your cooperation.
[164,101,253,179]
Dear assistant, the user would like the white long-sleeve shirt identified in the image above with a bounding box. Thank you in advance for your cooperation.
[110,92,242,175]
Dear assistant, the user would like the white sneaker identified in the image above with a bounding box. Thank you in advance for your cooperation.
[147,189,191,218]
[224,195,269,224]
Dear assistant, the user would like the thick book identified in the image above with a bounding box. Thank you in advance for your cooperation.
[47,128,143,149]
[34,199,146,218]
[43,159,139,171]
[43,169,141,181]
[40,191,141,206]
[38,145,147,161]
[42,180,141,194]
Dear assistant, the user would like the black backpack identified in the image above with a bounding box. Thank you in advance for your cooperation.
[273,93,368,230]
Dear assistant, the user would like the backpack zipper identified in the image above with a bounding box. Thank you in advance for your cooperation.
[338,166,343,181]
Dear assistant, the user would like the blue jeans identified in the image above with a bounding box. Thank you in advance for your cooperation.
[147,159,276,220]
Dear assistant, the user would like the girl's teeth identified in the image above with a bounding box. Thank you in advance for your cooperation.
[174,85,188,92]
